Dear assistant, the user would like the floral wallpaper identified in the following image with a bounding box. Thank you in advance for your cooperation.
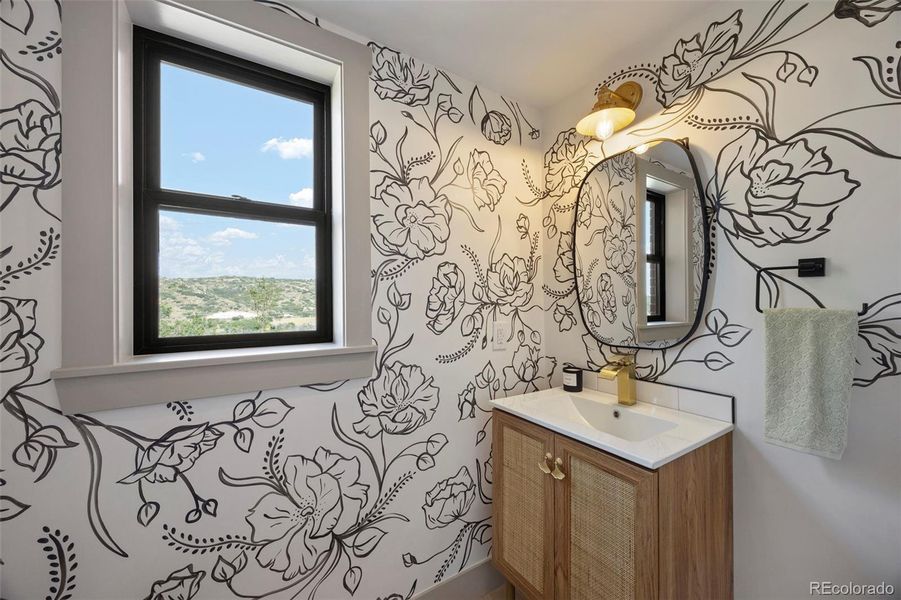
[537,1,901,596]
[2,0,900,599]
[0,1,549,598]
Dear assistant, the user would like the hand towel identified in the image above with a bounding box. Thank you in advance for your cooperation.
[764,308,858,459]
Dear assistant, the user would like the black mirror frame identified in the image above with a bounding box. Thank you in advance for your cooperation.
[571,137,712,351]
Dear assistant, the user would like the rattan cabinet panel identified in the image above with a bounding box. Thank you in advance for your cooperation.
[493,409,556,600]
[555,436,658,600]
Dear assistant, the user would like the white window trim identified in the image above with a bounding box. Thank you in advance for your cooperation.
[52,0,375,413]
[635,157,696,343]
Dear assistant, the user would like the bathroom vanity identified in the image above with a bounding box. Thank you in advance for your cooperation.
[491,387,733,600]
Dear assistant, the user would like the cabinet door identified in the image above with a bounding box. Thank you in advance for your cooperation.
[554,436,658,600]
[492,410,556,600]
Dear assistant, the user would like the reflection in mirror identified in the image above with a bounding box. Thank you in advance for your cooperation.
[573,139,708,349]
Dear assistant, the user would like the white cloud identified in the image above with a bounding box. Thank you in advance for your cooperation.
[261,137,313,159]
[182,151,206,163]
[208,227,259,245]
[288,187,314,206]
[157,214,316,280]
[159,215,225,278]
[159,214,180,231]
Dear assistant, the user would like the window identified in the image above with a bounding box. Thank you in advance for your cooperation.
[56,2,374,413]
[133,26,332,354]
[644,190,666,322]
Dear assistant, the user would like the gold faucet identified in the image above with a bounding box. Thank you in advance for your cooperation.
[599,354,637,405]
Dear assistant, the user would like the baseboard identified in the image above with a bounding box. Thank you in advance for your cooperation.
[415,557,506,600]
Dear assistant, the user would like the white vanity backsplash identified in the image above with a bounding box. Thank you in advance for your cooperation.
[583,370,734,423]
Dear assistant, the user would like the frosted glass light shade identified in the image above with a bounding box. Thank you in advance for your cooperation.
[576,107,636,140]
[576,82,643,140]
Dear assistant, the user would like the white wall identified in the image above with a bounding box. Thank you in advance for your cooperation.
[538,3,901,598]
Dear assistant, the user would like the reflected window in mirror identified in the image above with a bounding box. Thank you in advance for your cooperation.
[644,190,666,322]
[572,139,710,350]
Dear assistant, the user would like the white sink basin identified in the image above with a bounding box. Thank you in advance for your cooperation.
[569,395,677,441]
[490,387,732,468]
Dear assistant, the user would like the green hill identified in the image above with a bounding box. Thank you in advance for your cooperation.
[159,276,317,337]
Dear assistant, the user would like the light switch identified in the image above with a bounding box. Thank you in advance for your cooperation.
[493,320,511,351]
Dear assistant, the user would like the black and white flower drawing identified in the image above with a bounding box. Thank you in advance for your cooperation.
[426,261,465,334]
[373,177,452,260]
[144,565,205,600]
[0,296,44,395]
[466,149,507,211]
[656,10,742,107]
[710,130,859,247]
[422,466,475,529]
[355,362,440,436]
[370,43,436,107]
[245,448,368,579]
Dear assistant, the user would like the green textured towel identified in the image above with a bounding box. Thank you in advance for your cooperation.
[764,308,858,459]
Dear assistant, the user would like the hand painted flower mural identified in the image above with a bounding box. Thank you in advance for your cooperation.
[481,111,512,145]
[373,177,452,260]
[422,466,475,529]
[466,149,507,211]
[426,261,465,334]
[119,423,222,484]
[354,362,439,436]
[0,99,61,191]
[246,449,368,579]
[144,565,205,600]
[0,297,44,394]
[484,253,535,313]
[598,273,617,324]
[537,0,899,393]
[656,10,742,107]
[603,220,637,273]
[370,43,436,106]
[544,128,591,199]
[503,342,557,393]
[833,0,901,26]
[710,130,859,247]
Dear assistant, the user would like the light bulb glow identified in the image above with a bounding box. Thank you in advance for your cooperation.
[594,119,614,140]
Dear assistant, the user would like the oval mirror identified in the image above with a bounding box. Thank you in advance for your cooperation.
[572,138,709,349]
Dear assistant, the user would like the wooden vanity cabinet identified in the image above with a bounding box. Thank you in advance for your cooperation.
[492,409,732,600]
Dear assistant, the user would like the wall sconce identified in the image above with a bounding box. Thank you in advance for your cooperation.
[576,82,642,140]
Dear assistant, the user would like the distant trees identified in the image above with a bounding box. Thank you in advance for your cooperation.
[158,276,305,336]
[159,314,210,338]
[247,278,284,331]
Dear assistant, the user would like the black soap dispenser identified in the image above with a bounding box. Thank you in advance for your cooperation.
[562,365,582,392]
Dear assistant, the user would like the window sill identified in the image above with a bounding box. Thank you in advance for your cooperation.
[637,320,692,343]
[640,320,689,329]
[51,343,376,414]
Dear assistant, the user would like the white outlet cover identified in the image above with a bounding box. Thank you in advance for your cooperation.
[493,320,511,351]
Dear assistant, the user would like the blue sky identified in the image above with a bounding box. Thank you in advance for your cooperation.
[158,62,317,279]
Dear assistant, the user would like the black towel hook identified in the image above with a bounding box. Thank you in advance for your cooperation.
[754,258,867,315]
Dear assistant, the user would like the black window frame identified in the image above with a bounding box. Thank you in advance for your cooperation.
[133,26,332,355]
[645,189,666,322]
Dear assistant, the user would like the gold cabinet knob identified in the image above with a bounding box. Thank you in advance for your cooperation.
[539,452,553,475]
[551,457,566,480]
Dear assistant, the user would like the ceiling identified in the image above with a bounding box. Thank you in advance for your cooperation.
[286,0,717,108]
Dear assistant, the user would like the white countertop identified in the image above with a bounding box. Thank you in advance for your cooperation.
[490,387,733,469]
